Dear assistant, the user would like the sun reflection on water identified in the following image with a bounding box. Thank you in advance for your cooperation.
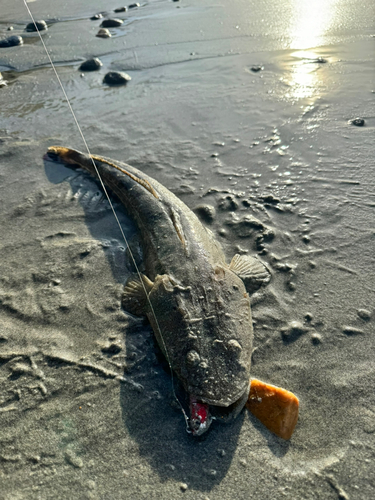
[285,0,337,100]
[289,0,336,50]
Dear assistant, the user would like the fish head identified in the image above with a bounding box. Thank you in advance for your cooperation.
[147,265,253,434]
[45,146,84,165]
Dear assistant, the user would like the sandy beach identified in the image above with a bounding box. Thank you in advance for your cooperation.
[0,0,374,498]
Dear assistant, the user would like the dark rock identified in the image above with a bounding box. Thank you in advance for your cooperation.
[25,20,47,32]
[251,65,263,72]
[101,18,123,28]
[349,117,365,127]
[0,35,23,48]
[79,58,103,72]
[91,13,103,20]
[357,309,371,321]
[194,204,216,224]
[103,71,131,85]
[114,6,128,12]
[128,3,141,8]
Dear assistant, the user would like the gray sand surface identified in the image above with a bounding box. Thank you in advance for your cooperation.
[0,1,374,498]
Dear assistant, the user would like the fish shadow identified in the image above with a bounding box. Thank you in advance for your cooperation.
[44,159,137,284]
[45,160,243,490]
[120,316,245,491]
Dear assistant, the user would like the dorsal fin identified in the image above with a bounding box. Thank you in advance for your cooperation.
[91,155,159,199]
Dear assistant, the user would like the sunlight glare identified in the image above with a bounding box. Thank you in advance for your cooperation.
[285,0,337,100]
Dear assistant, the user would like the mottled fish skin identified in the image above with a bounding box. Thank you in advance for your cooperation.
[46,146,253,415]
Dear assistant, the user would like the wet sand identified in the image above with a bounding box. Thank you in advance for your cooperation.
[0,0,374,498]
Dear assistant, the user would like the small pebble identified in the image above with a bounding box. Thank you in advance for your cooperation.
[304,312,313,322]
[65,450,83,469]
[179,482,188,492]
[103,71,131,85]
[311,332,322,345]
[261,194,280,204]
[251,65,263,72]
[10,362,32,376]
[349,117,365,127]
[128,3,141,8]
[275,262,293,272]
[342,326,364,336]
[96,28,111,38]
[302,235,310,244]
[281,321,308,343]
[114,6,128,12]
[101,342,122,355]
[101,18,123,28]
[314,57,327,63]
[0,35,23,48]
[357,309,371,321]
[79,58,103,71]
[91,13,103,20]
[25,20,47,32]
[7,26,13,31]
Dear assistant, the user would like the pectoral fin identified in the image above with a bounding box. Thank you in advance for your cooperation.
[229,254,271,293]
[122,274,154,316]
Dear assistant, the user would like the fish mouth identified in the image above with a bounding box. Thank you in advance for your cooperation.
[188,381,251,436]
[189,397,212,436]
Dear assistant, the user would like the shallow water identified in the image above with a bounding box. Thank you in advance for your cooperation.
[0,0,374,498]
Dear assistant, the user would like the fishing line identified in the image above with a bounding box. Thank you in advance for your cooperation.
[23,0,190,431]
